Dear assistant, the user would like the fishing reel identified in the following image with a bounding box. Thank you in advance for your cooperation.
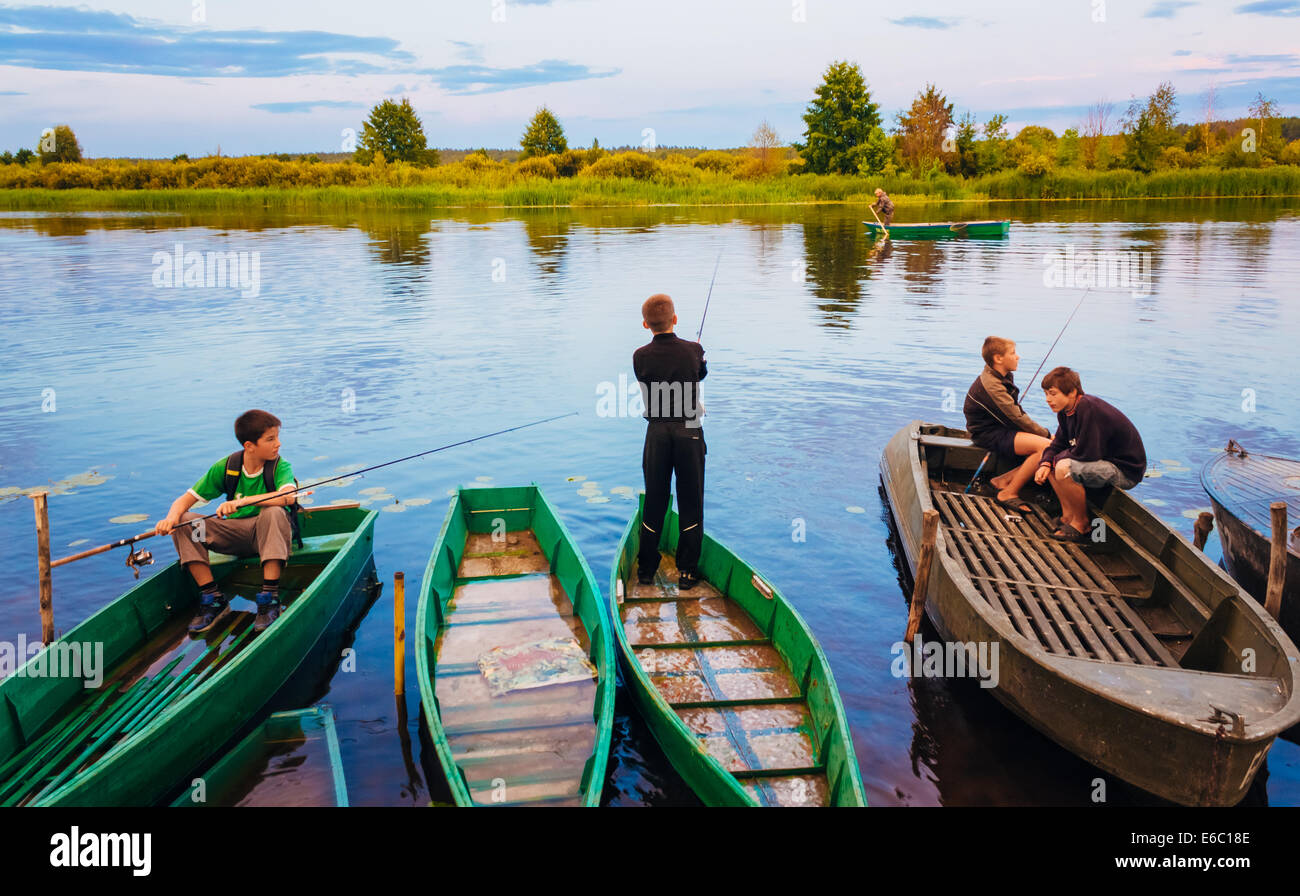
[125,547,154,579]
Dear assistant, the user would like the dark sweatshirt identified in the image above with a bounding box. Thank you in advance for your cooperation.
[964,365,1051,447]
[1041,394,1147,484]
[632,332,708,425]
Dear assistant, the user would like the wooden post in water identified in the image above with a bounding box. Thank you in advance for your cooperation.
[394,571,406,696]
[1193,512,1214,551]
[905,510,940,644]
[32,491,54,645]
[1265,502,1288,621]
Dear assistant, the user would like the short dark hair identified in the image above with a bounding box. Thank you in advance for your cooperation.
[981,336,1014,367]
[1041,367,1083,396]
[642,294,675,333]
[235,409,281,445]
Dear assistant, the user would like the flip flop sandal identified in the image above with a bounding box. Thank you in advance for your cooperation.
[1050,524,1089,544]
[994,495,1034,515]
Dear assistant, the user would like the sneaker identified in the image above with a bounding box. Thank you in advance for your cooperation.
[188,593,227,634]
[253,592,281,633]
[678,571,701,591]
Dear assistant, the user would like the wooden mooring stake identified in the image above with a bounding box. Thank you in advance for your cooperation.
[1265,502,1288,621]
[32,491,54,645]
[1192,511,1214,551]
[394,571,406,696]
[905,509,940,643]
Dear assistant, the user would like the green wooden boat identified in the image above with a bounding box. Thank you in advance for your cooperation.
[863,219,1010,239]
[416,484,614,806]
[881,421,1300,805]
[610,495,866,806]
[0,505,377,807]
[171,704,348,807]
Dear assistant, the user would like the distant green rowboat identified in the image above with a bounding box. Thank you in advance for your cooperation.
[864,219,1011,238]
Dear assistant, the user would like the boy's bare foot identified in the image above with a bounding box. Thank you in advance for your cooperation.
[990,472,1012,489]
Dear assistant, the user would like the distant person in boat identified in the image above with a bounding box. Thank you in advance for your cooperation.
[633,294,708,591]
[154,409,302,634]
[871,188,894,226]
[963,336,1052,514]
[1035,368,1147,544]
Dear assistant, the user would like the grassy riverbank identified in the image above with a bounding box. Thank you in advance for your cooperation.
[1,158,1296,210]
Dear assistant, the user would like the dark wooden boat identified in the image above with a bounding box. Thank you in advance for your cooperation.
[610,494,866,806]
[416,484,614,806]
[881,422,1300,806]
[0,505,377,806]
[1202,445,1300,640]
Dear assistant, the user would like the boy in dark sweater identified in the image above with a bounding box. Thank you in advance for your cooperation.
[154,409,302,634]
[1034,367,1147,543]
[963,336,1052,513]
[633,294,708,590]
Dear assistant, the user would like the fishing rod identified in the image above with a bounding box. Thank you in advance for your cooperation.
[1023,287,1091,394]
[966,287,1090,494]
[696,251,723,341]
[51,411,578,568]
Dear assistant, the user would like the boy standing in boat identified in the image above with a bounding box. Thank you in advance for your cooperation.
[871,188,894,226]
[1034,367,1147,543]
[963,336,1052,513]
[634,294,708,590]
[154,410,301,634]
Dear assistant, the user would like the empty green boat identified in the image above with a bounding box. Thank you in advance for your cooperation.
[0,505,377,806]
[864,219,1010,239]
[171,704,349,807]
[416,484,615,806]
[610,495,866,806]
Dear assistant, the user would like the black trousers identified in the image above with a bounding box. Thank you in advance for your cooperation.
[639,421,706,576]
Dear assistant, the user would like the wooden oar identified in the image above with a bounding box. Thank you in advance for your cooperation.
[869,205,891,240]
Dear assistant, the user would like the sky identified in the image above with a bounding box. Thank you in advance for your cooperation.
[0,0,1296,157]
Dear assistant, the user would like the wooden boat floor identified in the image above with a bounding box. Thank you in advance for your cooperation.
[432,529,596,807]
[622,553,829,807]
[931,486,1192,666]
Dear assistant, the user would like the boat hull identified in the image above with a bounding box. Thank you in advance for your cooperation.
[0,507,377,807]
[415,484,614,807]
[864,219,1010,239]
[880,422,1300,806]
[610,495,866,806]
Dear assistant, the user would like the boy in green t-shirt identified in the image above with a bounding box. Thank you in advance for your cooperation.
[154,410,302,634]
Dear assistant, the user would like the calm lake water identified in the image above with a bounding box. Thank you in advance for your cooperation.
[1,197,1298,806]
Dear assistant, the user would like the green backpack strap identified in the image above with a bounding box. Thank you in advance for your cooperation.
[221,450,244,502]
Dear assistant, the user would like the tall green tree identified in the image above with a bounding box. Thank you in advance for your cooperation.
[521,107,568,158]
[1122,81,1178,172]
[796,60,881,174]
[895,84,954,175]
[953,112,979,177]
[38,124,82,163]
[356,98,438,166]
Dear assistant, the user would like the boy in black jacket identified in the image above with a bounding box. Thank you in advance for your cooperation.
[633,294,708,590]
[1034,367,1147,543]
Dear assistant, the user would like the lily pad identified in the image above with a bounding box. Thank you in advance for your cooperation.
[475,476,493,483]
[586,496,611,504]
[109,513,149,524]
[1142,498,1167,507]
[1144,470,1163,479]
[67,539,88,547]
[359,486,389,496]
[1181,508,1213,519]
[846,506,866,514]
[330,498,355,506]
[380,503,407,513]
[609,486,635,496]
[57,471,113,489]
[566,475,587,482]
[314,455,329,461]
[404,498,432,507]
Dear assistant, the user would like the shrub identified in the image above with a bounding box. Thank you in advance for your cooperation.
[582,151,660,180]
[691,150,740,173]
[516,156,558,179]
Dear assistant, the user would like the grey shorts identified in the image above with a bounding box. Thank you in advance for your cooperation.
[1069,459,1136,490]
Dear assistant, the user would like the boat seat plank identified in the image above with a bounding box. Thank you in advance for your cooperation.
[917,434,977,450]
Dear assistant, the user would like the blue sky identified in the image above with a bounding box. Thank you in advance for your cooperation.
[0,0,1296,156]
